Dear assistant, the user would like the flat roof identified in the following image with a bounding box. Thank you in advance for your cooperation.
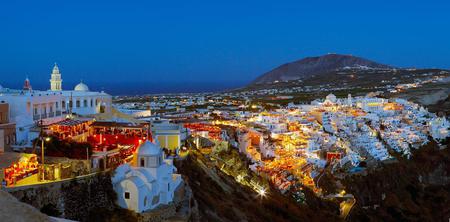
[91,121,147,129]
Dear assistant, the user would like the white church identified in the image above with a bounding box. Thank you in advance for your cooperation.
[112,139,182,213]
[0,64,112,146]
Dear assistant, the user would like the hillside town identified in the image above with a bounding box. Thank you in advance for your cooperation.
[0,64,448,221]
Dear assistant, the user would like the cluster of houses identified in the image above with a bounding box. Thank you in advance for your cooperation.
[189,93,449,194]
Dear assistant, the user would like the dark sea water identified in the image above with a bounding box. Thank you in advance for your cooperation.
[2,81,247,96]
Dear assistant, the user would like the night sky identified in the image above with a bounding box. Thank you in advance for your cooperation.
[1,0,449,94]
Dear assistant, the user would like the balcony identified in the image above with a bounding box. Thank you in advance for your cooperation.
[48,112,55,118]
[56,110,62,116]
[33,114,40,121]
[41,113,47,119]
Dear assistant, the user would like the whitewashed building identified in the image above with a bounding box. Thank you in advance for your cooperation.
[0,64,112,146]
[112,140,182,213]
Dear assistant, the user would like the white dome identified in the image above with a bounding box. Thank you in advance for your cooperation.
[74,82,89,91]
[138,140,161,156]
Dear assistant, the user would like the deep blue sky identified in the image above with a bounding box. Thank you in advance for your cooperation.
[1,0,449,94]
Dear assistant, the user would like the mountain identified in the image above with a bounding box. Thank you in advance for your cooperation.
[250,54,392,85]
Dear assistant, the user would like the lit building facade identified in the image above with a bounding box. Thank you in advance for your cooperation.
[0,64,112,146]
[50,63,62,91]
[151,120,182,151]
[112,140,182,213]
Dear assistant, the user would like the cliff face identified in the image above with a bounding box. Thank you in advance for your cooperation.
[175,152,340,222]
[7,172,137,222]
[343,140,450,221]
[0,189,51,222]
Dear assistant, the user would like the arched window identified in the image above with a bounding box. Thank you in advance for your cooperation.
[140,158,145,167]
[144,196,147,207]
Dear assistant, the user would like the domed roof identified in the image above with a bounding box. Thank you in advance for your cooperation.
[137,140,161,156]
[74,81,89,91]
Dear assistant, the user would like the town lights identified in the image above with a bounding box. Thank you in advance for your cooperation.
[45,137,51,142]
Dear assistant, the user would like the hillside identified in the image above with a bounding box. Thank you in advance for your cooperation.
[250,54,392,85]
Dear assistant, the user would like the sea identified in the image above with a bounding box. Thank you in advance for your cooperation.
[1,81,247,96]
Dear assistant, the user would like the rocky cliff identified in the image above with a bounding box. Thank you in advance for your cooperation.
[342,140,450,221]
[0,189,51,222]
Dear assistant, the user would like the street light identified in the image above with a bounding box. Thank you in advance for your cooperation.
[41,136,51,181]
[257,187,267,198]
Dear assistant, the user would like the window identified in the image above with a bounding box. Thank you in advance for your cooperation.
[55,102,59,109]
[168,183,170,191]
[144,196,147,207]
[140,158,145,167]
[76,100,80,108]
[83,100,87,107]
[90,99,93,107]
[62,101,66,109]
[124,192,130,199]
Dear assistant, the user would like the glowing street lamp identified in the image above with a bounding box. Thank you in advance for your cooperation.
[41,136,51,181]
[257,187,267,198]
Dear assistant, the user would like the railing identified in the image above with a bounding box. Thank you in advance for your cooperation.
[41,113,47,119]
[33,115,40,121]
[55,110,62,116]
[48,112,55,118]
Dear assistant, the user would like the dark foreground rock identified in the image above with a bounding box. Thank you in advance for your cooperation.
[343,140,450,222]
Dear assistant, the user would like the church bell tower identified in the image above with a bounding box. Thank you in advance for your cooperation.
[50,63,62,91]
